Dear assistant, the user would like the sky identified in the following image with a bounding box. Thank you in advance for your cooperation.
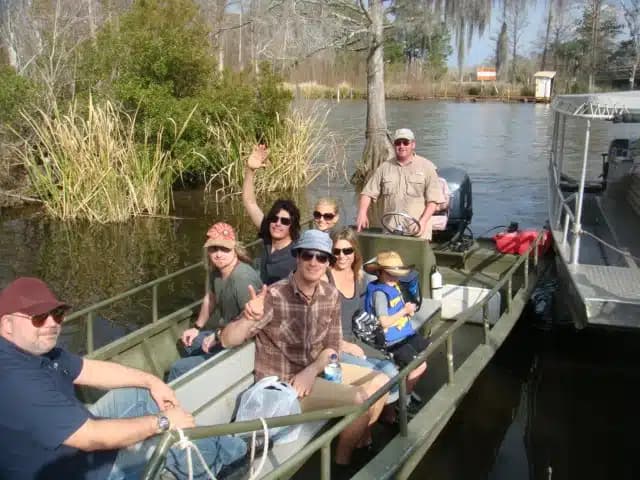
[449,1,548,68]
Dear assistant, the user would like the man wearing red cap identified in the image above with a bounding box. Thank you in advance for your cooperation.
[0,277,247,480]
[169,222,262,380]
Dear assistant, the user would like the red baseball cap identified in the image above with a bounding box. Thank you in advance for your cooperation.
[0,277,70,319]
[204,222,236,249]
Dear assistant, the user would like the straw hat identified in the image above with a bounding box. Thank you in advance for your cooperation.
[363,251,414,277]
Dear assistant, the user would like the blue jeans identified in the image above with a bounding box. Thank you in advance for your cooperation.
[89,387,247,480]
[339,352,400,403]
[167,331,223,382]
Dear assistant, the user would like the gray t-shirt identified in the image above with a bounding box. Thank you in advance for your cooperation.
[257,240,296,285]
[327,270,375,341]
[208,261,263,327]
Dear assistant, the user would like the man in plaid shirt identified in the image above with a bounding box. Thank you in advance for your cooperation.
[221,229,389,469]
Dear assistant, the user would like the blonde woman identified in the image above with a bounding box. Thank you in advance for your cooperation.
[313,197,340,233]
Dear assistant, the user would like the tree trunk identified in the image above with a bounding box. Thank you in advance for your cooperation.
[631,61,638,90]
[351,0,393,188]
[540,0,553,70]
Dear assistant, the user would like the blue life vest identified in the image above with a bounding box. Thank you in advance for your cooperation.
[364,282,416,344]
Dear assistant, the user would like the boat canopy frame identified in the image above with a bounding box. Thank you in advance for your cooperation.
[549,91,640,266]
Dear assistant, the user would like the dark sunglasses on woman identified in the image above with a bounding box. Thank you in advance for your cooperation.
[268,215,292,226]
[332,247,354,256]
[394,139,411,146]
[298,250,330,264]
[313,211,336,221]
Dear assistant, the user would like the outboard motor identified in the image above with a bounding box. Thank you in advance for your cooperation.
[438,166,473,236]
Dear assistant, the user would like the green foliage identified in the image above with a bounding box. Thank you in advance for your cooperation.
[0,66,36,127]
[76,0,292,183]
[467,86,480,95]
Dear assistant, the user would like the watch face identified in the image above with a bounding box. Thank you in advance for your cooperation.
[157,415,170,432]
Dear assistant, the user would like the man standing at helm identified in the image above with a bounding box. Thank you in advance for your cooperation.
[355,128,444,240]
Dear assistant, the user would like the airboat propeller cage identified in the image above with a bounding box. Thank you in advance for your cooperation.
[439,167,473,233]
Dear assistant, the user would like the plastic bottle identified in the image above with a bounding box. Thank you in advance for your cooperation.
[323,353,343,383]
[431,265,443,301]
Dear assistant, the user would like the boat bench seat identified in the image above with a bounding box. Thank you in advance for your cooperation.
[170,342,326,478]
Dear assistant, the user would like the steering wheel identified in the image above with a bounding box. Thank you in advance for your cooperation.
[381,212,421,237]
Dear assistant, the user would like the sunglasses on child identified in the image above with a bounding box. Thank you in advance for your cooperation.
[332,247,354,256]
[313,211,336,221]
[394,139,412,146]
[298,250,331,264]
[207,245,232,254]
[268,215,292,226]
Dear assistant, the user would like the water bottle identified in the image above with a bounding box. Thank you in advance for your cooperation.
[323,353,342,383]
[431,265,443,301]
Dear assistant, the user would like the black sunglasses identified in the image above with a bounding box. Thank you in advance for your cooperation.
[313,211,336,221]
[299,250,330,264]
[394,139,411,146]
[269,215,292,226]
[333,247,354,256]
[31,307,67,327]
[207,245,232,254]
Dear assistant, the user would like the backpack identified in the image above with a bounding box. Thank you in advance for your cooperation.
[352,309,386,349]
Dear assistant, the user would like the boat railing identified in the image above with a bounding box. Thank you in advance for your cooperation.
[549,150,577,255]
[142,230,545,480]
[63,221,321,355]
[63,262,205,354]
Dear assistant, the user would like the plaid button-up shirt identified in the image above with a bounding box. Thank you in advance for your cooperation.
[251,273,342,382]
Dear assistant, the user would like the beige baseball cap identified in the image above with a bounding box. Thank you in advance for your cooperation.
[393,128,415,142]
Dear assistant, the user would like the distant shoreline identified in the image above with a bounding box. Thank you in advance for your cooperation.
[283,82,547,103]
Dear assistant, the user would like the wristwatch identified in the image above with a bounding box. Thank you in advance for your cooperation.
[193,324,203,331]
[156,413,171,433]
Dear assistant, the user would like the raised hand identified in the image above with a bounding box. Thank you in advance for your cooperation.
[244,284,267,322]
[246,144,269,171]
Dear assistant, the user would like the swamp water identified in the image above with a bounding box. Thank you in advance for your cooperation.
[1,100,639,479]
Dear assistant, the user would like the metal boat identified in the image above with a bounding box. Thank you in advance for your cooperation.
[54,166,551,478]
[548,91,640,328]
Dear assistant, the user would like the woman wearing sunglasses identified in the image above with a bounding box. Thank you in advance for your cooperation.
[327,228,400,419]
[242,145,301,284]
[312,197,340,233]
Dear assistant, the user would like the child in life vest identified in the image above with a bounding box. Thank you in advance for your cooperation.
[364,250,428,396]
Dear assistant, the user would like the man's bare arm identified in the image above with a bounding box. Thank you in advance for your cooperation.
[356,195,373,231]
[64,406,194,451]
[218,317,257,348]
[75,359,179,410]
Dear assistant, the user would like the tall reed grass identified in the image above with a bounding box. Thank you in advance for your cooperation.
[205,104,344,199]
[15,99,190,223]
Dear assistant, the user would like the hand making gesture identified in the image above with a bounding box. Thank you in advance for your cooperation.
[243,284,268,322]
[246,144,269,171]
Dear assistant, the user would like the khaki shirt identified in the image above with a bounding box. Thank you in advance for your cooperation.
[362,155,444,237]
